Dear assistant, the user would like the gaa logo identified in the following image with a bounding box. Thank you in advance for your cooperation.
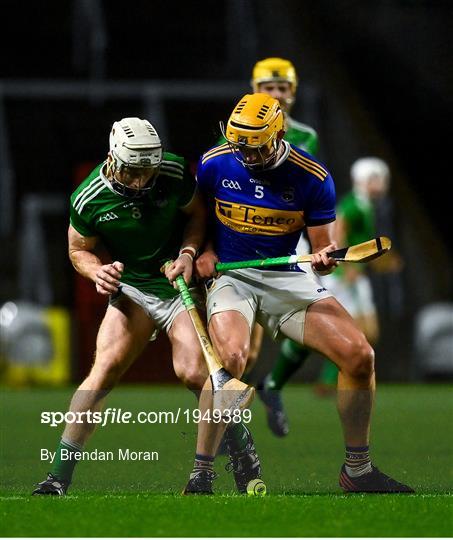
[221,178,242,190]
[99,212,119,222]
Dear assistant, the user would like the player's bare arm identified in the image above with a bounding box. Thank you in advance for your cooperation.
[306,222,338,275]
[68,225,123,295]
[164,189,206,285]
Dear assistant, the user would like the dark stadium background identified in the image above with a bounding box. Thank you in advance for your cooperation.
[0,0,451,385]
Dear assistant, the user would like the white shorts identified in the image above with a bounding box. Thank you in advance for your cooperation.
[206,268,332,341]
[321,273,376,318]
[110,282,203,340]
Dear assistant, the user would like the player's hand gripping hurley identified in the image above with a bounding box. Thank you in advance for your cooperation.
[215,237,391,271]
[172,272,255,413]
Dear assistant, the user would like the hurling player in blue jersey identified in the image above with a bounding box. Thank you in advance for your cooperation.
[191,93,413,494]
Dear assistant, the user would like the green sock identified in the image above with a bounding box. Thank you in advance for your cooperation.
[51,438,82,483]
[266,339,310,391]
[319,360,339,385]
[224,422,250,453]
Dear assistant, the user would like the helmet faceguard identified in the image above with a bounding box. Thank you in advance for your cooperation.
[108,117,162,197]
[108,164,160,199]
[221,93,285,170]
[251,57,298,111]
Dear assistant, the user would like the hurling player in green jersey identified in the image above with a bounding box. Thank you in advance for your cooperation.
[245,58,321,437]
[250,57,318,154]
[316,158,403,395]
[33,117,210,495]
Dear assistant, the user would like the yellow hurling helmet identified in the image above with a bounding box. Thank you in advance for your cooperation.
[222,93,285,169]
[251,57,298,93]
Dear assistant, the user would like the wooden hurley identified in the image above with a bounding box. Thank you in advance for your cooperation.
[174,274,255,414]
[216,236,392,272]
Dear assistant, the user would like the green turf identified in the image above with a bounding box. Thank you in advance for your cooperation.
[1,384,452,536]
[1,494,452,537]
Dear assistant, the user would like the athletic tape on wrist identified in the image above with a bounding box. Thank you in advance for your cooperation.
[178,252,193,261]
[179,246,197,260]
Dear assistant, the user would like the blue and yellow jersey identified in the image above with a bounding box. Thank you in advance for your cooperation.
[196,141,336,267]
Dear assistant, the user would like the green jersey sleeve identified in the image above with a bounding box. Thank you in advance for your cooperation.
[69,167,102,236]
[70,206,96,237]
[285,117,319,155]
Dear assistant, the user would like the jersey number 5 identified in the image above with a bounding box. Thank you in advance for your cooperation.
[254,186,264,199]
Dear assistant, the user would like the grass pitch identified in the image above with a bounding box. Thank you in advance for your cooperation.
[1,384,452,537]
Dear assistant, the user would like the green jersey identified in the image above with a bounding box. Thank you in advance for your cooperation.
[70,152,195,299]
[335,191,375,276]
[338,191,375,246]
[284,116,318,155]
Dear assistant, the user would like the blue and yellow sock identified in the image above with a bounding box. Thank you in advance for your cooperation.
[191,453,214,478]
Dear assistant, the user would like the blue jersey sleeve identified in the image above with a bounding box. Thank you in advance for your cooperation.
[304,172,336,226]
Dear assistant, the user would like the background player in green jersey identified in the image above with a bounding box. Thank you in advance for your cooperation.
[246,58,321,436]
[317,157,402,394]
[250,57,318,154]
[33,117,209,495]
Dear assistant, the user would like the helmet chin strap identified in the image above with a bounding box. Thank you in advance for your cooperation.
[106,157,115,178]
[262,137,284,168]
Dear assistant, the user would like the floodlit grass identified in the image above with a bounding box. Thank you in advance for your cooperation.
[1,384,452,536]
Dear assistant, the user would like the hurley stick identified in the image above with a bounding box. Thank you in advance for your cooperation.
[216,236,391,272]
[174,273,255,414]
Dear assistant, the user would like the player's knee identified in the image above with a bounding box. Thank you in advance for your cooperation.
[344,340,375,380]
[221,347,248,379]
[174,362,206,391]
[92,355,125,387]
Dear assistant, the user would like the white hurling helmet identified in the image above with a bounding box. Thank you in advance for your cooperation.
[109,117,162,168]
[351,157,390,199]
[108,117,162,197]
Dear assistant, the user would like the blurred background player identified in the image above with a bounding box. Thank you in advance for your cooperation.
[251,57,318,153]
[247,58,321,436]
[33,117,209,495]
[317,157,403,394]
